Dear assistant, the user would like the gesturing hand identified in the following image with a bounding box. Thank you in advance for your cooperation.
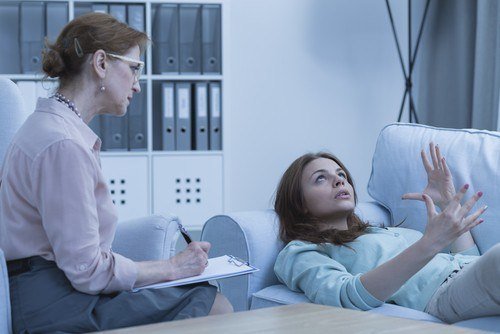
[167,241,210,280]
[421,184,486,251]
[402,143,455,210]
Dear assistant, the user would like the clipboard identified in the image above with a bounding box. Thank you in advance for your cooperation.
[133,255,258,292]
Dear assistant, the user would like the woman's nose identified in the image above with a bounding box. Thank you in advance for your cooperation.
[133,81,141,93]
[333,176,345,187]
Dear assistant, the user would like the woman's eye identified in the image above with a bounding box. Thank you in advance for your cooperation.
[338,172,346,179]
[315,175,326,183]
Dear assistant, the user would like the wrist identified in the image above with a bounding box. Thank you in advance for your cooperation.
[163,258,178,281]
[415,236,441,258]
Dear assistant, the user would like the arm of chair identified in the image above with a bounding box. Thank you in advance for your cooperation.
[356,201,392,227]
[112,215,180,261]
[201,210,283,312]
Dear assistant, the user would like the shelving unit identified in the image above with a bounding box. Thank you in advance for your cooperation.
[0,0,229,229]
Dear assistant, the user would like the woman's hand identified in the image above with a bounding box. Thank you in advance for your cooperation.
[165,241,210,281]
[402,143,455,210]
[420,185,486,252]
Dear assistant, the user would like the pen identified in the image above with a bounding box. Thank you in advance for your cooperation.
[177,222,192,244]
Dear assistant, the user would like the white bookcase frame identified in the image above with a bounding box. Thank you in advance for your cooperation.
[0,0,230,230]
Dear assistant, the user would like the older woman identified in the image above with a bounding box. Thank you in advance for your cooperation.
[273,144,500,323]
[0,12,231,333]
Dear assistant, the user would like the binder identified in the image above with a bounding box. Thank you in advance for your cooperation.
[208,82,222,150]
[128,82,147,151]
[127,4,145,32]
[91,4,108,14]
[153,4,179,74]
[88,115,102,138]
[101,114,129,151]
[19,2,45,74]
[109,4,126,23]
[161,82,176,151]
[175,82,192,150]
[0,2,20,73]
[193,82,208,150]
[16,81,37,120]
[45,2,68,44]
[179,4,202,74]
[201,5,222,74]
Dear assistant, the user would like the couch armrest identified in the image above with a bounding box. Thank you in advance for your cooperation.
[112,215,179,261]
[0,249,12,334]
[201,210,283,312]
[356,201,391,227]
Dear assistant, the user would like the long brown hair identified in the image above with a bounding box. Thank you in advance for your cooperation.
[274,152,370,245]
[42,12,149,88]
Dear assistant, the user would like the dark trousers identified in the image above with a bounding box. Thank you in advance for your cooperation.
[8,256,217,333]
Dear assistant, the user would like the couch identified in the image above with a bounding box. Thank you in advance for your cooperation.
[0,77,182,334]
[201,123,500,332]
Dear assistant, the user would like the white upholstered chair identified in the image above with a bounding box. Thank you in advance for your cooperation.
[0,78,181,334]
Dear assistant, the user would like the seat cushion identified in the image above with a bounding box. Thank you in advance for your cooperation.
[251,284,311,309]
[454,316,500,331]
[368,123,500,253]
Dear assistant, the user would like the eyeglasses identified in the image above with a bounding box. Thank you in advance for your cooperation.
[106,53,145,82]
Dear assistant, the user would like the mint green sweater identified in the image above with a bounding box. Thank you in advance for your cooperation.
[274,227,479,311]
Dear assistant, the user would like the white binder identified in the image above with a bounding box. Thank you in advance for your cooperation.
[208,82,222,150]
[127,4,145,32]
[194,82,209,150]
[161,82,176,151]
[175,82,192,151]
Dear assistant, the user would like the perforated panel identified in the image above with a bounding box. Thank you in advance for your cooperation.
[100,156,149,221]
[153,155,223,228]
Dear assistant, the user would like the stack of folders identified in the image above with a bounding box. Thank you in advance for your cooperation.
[85,4,147,151]
[17,2,69,74]
[161,81,221,151]
[89,81,148,151]
[152,4,221,74]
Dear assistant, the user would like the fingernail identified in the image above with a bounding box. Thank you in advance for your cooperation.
[464,184,469,189]
[483,205,488,211]
[478,191,483,197]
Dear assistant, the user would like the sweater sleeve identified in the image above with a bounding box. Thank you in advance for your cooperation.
[274,241,383,311]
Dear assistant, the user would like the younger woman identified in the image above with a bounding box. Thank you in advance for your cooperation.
[274,144,500,323]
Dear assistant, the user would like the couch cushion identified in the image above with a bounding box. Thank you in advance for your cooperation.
[0,249,12,334]
[252,284,443,323]
[454,316,500,331]
[368,123,500,253]
[251,284,311,309]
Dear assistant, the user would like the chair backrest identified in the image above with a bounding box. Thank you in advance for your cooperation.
[0,78,26,166]
[368,123,500,254]
[0,77,26,334]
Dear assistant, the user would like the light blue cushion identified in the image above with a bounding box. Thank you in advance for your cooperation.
[251,284,311,309]
[0,249,12,334]
[0,78,25,166]
[368,123,500,254]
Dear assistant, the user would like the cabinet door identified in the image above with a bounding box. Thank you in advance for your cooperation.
[101,156,149,221]
[153,155,223,229]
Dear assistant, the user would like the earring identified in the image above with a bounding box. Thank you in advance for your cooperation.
[100,80,106,92]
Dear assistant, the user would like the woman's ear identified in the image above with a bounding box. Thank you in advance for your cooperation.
[90,49,107,79]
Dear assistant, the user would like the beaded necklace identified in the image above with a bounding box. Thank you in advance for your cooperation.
[51,92,81,119]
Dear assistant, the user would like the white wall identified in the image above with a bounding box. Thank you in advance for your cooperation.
[226,0,409,212]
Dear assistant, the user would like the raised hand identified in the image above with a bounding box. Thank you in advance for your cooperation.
[421,184,486,251]
[167,241,210,280]
[402,142,455,210]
